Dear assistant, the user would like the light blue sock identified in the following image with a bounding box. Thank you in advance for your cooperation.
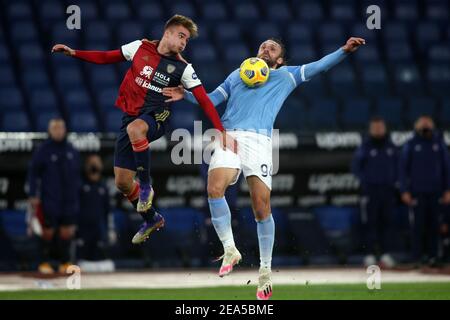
[208,197,235,249]
[257,214,275,270]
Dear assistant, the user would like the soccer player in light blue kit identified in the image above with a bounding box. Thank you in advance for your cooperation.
[163,37,365,299]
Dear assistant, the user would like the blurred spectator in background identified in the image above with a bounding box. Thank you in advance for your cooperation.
[27,118,80,274]
[352,117,398,268]
[77,154,114,261]
[399,115,450,268]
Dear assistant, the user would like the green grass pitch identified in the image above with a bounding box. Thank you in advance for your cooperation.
[1,283,450,300]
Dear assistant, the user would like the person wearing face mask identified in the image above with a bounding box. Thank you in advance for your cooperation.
[77,154,113,261]
[27,118,81,274]
[399,115,450,268]
[352,117,399,268]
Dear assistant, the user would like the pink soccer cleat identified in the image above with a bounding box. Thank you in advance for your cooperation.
[215,246,242,277]
[256,267,273,300]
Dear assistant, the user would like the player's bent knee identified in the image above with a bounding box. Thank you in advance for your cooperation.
[207,183,226,199]
[126,120,147,140]
[252,197,271,221]
[42,228,54,241]
[59,227,75,240]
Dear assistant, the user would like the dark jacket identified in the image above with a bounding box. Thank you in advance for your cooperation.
[27,138,81,216]
[399,132,450,194]
[351,136,398,191]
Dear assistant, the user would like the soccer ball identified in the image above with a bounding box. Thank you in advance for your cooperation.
[239,57,270,88]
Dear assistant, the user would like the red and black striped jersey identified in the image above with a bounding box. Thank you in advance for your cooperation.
[115,39,201,117]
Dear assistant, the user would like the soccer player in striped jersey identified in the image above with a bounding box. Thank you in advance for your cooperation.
[163,37,365,299]
[52,15,236,245]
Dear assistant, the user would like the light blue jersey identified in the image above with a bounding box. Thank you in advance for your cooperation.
[185,48,348,136]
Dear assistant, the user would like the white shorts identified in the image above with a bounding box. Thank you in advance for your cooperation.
[208,130,273,190]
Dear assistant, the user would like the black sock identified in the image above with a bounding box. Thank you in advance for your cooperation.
[131,139,151,187]
[59,238,72,264]
[131,199,156,222]
[41,238,52,262]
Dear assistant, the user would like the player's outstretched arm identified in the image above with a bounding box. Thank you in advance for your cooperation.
[301,37,365,81]
[52,43,126,64]
[163,85,226,107]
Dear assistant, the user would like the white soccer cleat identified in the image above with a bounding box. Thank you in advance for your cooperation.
[216,246,242,277]
[256,267,273,300]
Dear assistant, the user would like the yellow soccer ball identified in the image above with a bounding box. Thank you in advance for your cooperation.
[239,57,270,87]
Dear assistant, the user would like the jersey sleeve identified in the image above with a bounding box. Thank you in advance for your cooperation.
[120,40,143,61]
[285,66,305,86]
[181,64,202,90]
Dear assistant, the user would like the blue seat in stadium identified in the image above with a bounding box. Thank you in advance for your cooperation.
[254,23,281,45]
[393,64,423,96]
[105,2,131,21]
[7,2,33,21]
[64,88,94,113]
[22,67,51,91]
[416,22,441,52]
[39,1,65,27]
[275,97,309,131]
[341,99,370,130]
[51,24,81,47]
[234,2,260,22]
[313,206,356,254]
[10,21,38,43]
[353,44,380,63]
[69,111,99,132]
[0,65,16,87]
[29,89,59,114]
[295,1,324,23]
[427,64,450,97]
[328,65,358,98]
[190,42,218,64]
[105,109,123,132]
[440,100,450,126]
[266,3,292,21]
[318,23,345,42]
[117,21,145,45]
[330,3,355,21]
[88,65,119,90]
[36,112,61,131]
[428,44,450,62]
[170,102,198,132]
[289,44,316,63]
[214,23,243,43]
[55,67,84,90]
[426,1,449,23]
[202,1,228,21]
[144,207,205,266]
[194,63,226,90]
[286,23,312,46]
[1,112,30,132]
[407,97,437,123]
[375,98,404,129]
[286,209,331,257]
[383,22,408,42]
[84,21,112,43]
[0,44,10,63]
[17,43,45,66]
[223,43,250,65]
[137,3,164,21]
[0,87,24,112]
[361,64,390,97]
[309,99,338,131]
[394,1,419,21]
[386,42,413,63]
[169,2,197,19]
[0,210,27,238]
[97,87,119,112]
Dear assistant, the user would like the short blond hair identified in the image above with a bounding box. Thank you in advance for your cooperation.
[165,14,198,38]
